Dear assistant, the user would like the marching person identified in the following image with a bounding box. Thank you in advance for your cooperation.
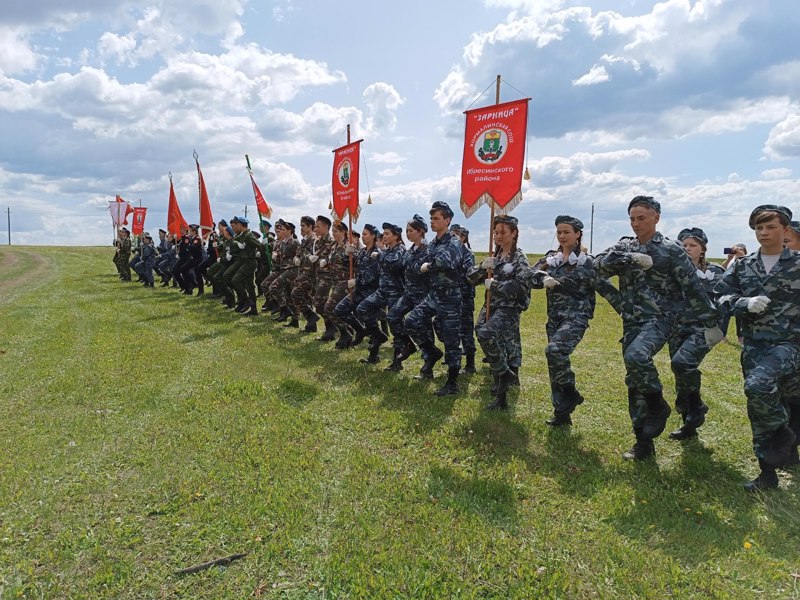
[666,227,726,440]
[406,201,464,396]
[715,205,800,491]
[134,232,157,287]
[334,224,381,349]
[311,216,337,338]
[114,227,132,281]
[450,224,477,374]
[265,220,300,322]
[223,216,261,316]
[324,221,357,347]
[528,215,620,424]
[355,222,406,364]
[468,214,531,410]
[207,222,234,301]
[291,216,319,330]
[594,196,720,461]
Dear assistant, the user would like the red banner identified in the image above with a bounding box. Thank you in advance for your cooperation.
[196,159,214,239]
[249,172,272,219]
[460,98,529,217]
[331,140,361,222]
[109,195,134,226]
[131,207,147,235]
[167,180,188,236]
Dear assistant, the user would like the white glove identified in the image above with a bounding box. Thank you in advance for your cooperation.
[371,251,379,259]
[236,241,245,250]
[347,278,356,289]
[345,244,356,254]
[271,252,277,260]
[293,256,301,266]
[543,275,560,289]
[704,325,724,349]
[319,259,327,269]
[630,252,653,269]
[216,257,221,263]
[255,251,261,258]
[746,296,771,313]
[420,262,431,273]
[484,278,494,289]
[226,252,232,262]
[481,256,496,270]
[308,255,319,263]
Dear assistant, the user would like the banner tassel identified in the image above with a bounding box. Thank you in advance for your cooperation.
[524,166,531,181]
[367,194,372,205]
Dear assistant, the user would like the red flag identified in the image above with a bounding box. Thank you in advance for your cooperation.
[460,98,529,217]
[167,180,188,236]
[331,140,362,222]
[249,172,272,219]
[131,207,147,235]
[109,195,134,226]
[196,158,214,239]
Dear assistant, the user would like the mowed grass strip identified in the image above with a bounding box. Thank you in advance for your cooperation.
[0,246,798,599]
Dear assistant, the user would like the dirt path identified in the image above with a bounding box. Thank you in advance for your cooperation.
[0,248,53,302]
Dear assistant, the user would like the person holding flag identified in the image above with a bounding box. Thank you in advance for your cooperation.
[114,227,132,281]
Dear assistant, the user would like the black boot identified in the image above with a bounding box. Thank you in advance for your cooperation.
[380,318,390,336]
[317,320,338,342]
[396,336,417,362]
[335,326,352,349]
[669,423,698,440]
[245,301,258,316]
[223,294,235,309]
[546,412,572,426]
[622,429,655,461]
[762,426,797,468]
[273,306,291,322]
[461,352,476,375]
[350,322,367,347]
[509,366,520,387]
[415,345,443,380]
[562,385,584,413]
[490,374,500,395]
[641,390,671,439]
[303,309,319,333]
[234,300,249,313]
[284,315,300,328]
[781,445,800,468]
[359,343,381,365]
[196,281,204,296]
[743,458,779,492]
[368,325,388,348]
[384,348,403,372]
[487,370,514,410]
[435,365,460,396]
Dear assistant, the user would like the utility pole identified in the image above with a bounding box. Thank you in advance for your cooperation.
[243,205,248,219]
[6,207,10,245]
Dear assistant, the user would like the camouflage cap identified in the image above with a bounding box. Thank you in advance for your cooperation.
[494,214,519,228]
[555,215,584,231]
[363,223,379,237]
[408,214,428,233]
[789,221,800,236]
[430,201,454,218]
[748,204,793,229]
[382,222,402,236]
[627,195,661,214]
[677,227,708,246]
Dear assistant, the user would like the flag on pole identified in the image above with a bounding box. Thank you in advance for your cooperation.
[195,155,214,240]
[131,207,147,235]
[249,172,272,220]
[460,98,530,217]
[108,195,134,226]
[331,140,362,223]
[167,178,188,235]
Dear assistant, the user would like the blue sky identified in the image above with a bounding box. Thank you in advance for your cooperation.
[1,0,799,254]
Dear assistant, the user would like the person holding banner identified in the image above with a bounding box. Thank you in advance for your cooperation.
[406,202,464,396]
[468,215,531,410]
[114,228,132,281]
[528,215,620,424]
[334,224,381,349]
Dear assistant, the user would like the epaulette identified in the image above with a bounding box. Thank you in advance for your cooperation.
[619,236,635,241]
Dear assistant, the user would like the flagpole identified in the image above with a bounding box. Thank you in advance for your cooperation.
[347,124,354,290]
[485,74,501,320]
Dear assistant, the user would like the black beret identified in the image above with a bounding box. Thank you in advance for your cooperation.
[363,224,379,236]
[158,228,166,233]
[677,227,708,246]
[316,215,332,227]
[382,222,402,236]
[408,214,428,233]
[430,201,454,218]
[748,204,793,229]
[555,215,584,231]
[300,215,315,227]
[351,231,361,239]
[627,196,661,214]
[333,220,348,232]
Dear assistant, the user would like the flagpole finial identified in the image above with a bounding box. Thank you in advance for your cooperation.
[168,171,172,183]
[193,149,199,161]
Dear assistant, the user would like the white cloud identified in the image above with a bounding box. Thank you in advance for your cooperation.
[0,26,40,74]
[97,31,137,66]
[572,64,609,86]
[764,113,800,159]
[760,168,792,180]
[378,166,403,177]
[363,82,404,135]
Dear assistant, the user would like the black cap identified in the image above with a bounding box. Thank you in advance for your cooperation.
[494,214,518,227]
[158,228,166,234]
[430,201,454,218]
[351,231,361,239]
[677,227,708,246]
[408,214,428,233]
[382,222,402,236]
[627,196,661,214]
[748,204,793,229]
[189,223,200,230]
[300,215,315,227]
[333,220,348,233]
[555,215,584,231]
[252,230,261,239]
[120,227,129,233]
[316,215,332,228]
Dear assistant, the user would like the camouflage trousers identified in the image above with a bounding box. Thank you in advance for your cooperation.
[356,289,401,330]
[313,275,336,317]
[475,305,520,376]
[459,294,476,355]
[260,270,281,302]
[264,269,297,309]
[388,293,431,352]
[156,253,176,278]
[668,323,713,423]
[622,317,674,430]
[134,259,155,285]
[545,316,589,390]
[291,271,316,316]
[782,371,800,441]
[325,281,350,326]
[741,341,799,459]
[334,288,373,331]
[225,259,257,303]
[114,253,131,278]
[407,288,462,368]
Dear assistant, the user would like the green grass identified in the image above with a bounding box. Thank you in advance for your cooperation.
[0,246,798,599]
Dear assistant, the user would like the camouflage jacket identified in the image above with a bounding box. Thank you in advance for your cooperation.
[457,245,476,300]
[297,234,318,273]
[118,237,132,257]
[324,241,352,281]
[274,237,300,271]
[714,248,800,344]
[529,249,621,322]
[402,242,430,300]
[140,243,157,264]
[593,232,718,326]
[378,243,406,295]
[355,246,380,293]
[467,247,531,311]
[311,235,335,278]
[427,232,464,290]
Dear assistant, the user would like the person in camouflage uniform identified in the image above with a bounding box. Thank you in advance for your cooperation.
[255,220,274,299]
[334,224,381,350]
[355,222,406,364]
[406,201,464,396]
[528,215,621,424]
[467,215,531,410]
[386,215,432,373]
[324,222,357,348]
[449,224,477,374]
[665,227,727,440]
[114,228,132,281]
[208,222,234,301]
[310,215,336,337]
[780,219,800,466]
[290,216,318,330]
[134,232,157,287]
[265,220,300,323]
[223,216,262,316]
[156,232,178,286]
[594,196,720,461]
[715,205,800,491]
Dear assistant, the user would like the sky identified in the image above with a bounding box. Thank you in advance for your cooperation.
[1,0,800,254]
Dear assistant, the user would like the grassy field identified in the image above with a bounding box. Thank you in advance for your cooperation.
[0,245,798,599]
